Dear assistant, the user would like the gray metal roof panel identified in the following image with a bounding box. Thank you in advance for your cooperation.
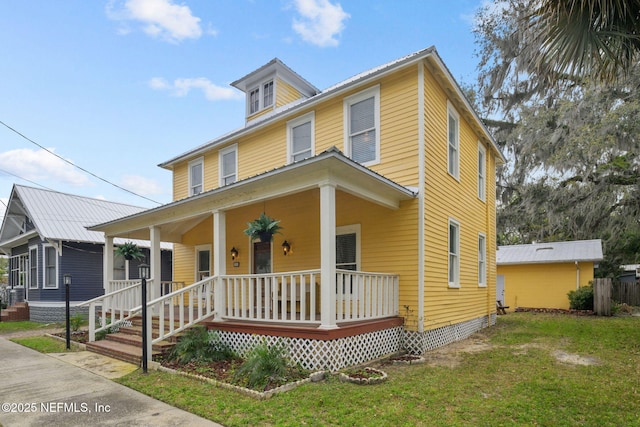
[497,240,604,265]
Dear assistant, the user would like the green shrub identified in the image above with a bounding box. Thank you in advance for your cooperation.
[568,285,594,310]
[169,326,235,364]
[233,340,290,390]
[69,313,85,332]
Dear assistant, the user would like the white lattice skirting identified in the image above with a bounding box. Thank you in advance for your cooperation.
[212,313,495,371]
[403,313,496,355]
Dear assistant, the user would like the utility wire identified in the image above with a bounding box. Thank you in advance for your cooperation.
[0,119,162,205]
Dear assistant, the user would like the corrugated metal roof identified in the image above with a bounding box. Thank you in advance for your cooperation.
[497,240,604,265]
[0,185,167,248]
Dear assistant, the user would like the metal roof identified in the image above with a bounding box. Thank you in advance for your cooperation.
[0,185,170,249]
[497,240,604,265]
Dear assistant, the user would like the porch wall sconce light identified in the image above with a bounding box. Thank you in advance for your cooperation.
[282,240,291,256]
[230,247,239,260]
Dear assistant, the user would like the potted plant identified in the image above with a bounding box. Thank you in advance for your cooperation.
[115,241,144,261]
[244,213,283,242]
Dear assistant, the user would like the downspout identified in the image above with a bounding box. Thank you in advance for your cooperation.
[417,61,425,333]
[575,261,580,289]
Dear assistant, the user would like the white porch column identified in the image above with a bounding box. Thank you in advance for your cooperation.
[319,183,338,329]
[149,226,162,301]
[213,210,226,321]
[103,235,114,294]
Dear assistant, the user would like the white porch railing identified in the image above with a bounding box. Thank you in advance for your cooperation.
[220,270,321,323]
[336,269,399,321]
[77,280,149,342]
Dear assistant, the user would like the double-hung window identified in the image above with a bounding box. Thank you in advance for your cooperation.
[249,87,260,114]
[478,142,486,201]
[43,245,58,289]
[219,144,237,186]
[263,81,273,108]
[478,234,487,287]
[287,112,314,163]
[189,157,204,196]
[447,102,460,179]
[344,86,380,165]
[29,246,38,289]
[448,220,460,288]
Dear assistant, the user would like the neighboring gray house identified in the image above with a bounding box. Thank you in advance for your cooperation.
[0,184,172,322]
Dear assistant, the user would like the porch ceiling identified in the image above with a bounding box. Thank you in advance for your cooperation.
[88,148,417,242]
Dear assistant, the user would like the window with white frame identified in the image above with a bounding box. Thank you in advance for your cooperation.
[287,112,314,163]
[114,253,126,280]
[249,87,260,114]
[478,233,487,287]
[447,103,460,179]
[478,142,486,201]
[448,220,460,288]
[344,86,380,165]
[43,245,58,289]
[188,157,204,196]
[263,81,274,107]
[29,246,38,289]
[219,144,237,186]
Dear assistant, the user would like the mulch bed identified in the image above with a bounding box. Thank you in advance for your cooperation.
[514,307,595,315]
[52,330,90,343]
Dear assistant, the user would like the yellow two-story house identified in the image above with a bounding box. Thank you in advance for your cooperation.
[90,46,504,370]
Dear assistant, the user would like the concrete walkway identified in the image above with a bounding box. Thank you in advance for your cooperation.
[0,337,223,427]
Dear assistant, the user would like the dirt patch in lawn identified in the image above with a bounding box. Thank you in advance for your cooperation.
[421,337,493,368]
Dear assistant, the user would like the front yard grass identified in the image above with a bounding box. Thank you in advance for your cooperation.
[10,336,79,353]
[0,321,60,334]
[117,313,640,426]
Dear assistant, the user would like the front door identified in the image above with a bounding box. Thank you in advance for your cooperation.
[253,241,271,274]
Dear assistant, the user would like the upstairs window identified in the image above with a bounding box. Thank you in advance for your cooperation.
[219,144,237,186]
[478,142,486,201]
[344,86,380,165]
[249,87,260,114]
[447,102,460,179]
[287,112,314,163]
[188,157,204,196]
[263,81,274,107]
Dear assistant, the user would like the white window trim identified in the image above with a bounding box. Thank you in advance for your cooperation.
[478,233,487,287]
[287,111,315,164]
[447,101,460,180]
[188,157,204,196]
[195,244,212,281]
[343,85,381,166]
[336,224,361,271]
[42,243,58,289]
[247,79,275,115]
[448,219,460,288]
[29,245,38,289]
[478,141,487,202]
[219,144,238,186]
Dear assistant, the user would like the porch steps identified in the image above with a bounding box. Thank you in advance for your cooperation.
[85,315,185,366]
[0,302,29,322]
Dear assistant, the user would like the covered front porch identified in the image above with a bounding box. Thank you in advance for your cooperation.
[86,149,417,368]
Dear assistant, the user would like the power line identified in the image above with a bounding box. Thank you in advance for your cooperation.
[0,119,162,205]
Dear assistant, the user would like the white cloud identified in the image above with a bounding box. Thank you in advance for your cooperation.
[121,174,165,196]
[107,0,203,43]
[0,148,91,188]
[149,77,242,101]
[291,0,349,47]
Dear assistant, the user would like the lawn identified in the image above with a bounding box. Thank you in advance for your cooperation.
[116,313,640,426]
[0,320,60,334]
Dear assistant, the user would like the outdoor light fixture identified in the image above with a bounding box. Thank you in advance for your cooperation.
[282,240,291,256]
[64,274,72,286]
[230,247,238,260]
[138,263,150,280]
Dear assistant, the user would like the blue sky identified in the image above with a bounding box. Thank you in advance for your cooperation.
[0,0,488,219]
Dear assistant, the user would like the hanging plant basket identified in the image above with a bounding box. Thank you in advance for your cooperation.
[244,213,283,242]
[115,241,144,261]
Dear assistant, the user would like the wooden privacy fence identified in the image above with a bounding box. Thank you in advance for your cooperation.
[593,278,640,316]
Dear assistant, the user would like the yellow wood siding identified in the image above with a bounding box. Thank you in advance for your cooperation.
[275,78,304,108]
[422,64,495,330]
[497,262,595,310]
